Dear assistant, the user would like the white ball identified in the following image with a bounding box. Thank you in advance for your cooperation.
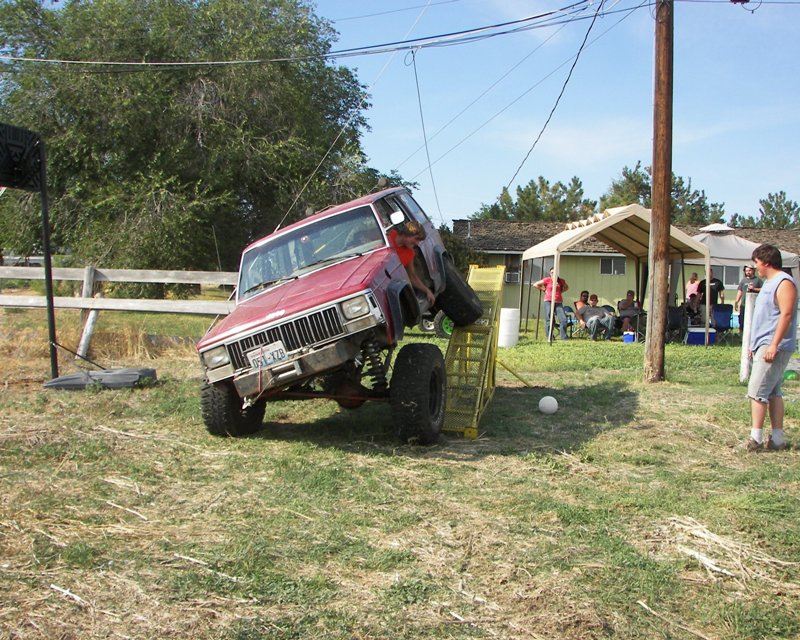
[538,395,558,415]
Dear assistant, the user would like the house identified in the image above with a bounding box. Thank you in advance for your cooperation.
[452,218,800,318]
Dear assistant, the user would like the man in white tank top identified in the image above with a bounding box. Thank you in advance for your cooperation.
[745,244,798,452]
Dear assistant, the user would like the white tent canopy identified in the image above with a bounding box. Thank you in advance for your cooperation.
[521,204,711,342]
[522,204,709,264]
[686,229,799,273]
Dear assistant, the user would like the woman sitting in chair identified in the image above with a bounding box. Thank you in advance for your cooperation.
[618,290,640,332]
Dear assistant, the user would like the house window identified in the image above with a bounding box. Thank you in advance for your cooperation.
[717,265,740,289]
[504,254,521,283]
[600,257,626,275]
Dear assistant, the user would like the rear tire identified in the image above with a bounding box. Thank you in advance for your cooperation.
[390,343,446,445]
[436,260,482,326]
[200,380,265,437]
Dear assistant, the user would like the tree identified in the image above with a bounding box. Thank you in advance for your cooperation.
[730,191,800,229]
[599,162,725,225]
[0,0,385,271]
[437,224,484,274]
[471,176,596,222]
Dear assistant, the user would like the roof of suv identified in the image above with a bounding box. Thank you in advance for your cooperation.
[243,187,406,255]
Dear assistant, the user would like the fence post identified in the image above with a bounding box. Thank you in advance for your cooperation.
[77,266,98,359]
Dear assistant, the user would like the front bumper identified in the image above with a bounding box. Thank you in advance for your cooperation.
[231,339,360,398]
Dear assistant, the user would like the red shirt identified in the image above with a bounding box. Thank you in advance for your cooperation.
[388,229,414,267]
[542,276,565,303]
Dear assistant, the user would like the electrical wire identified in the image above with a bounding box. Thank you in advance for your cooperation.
[0,1,591,70]
[504,0,608,191]
[273,0,436,229]
[408,0,647,183]
[394,16,576,172]
[330,0,463,22]
[407,48,443,223]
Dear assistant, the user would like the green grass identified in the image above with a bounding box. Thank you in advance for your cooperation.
[1,314,799,639]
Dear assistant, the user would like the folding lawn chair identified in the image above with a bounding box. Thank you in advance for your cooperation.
[665,305,686,343]
[713,303,734,345]
[563,305,586,338]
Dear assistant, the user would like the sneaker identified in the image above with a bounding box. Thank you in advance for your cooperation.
[745,438,764,452]
[766,437,787,451]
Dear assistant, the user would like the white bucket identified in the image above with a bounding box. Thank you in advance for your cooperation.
[498,308,520,348]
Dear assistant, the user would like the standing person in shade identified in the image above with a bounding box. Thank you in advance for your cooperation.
[735,264,763,335]
[698,269,725,324]
[534,267,570,341]
[745,244,798,452]
[685,272,700,302]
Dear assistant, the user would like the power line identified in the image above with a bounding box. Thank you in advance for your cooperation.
[408,48,443,223]
[408,0,647,184]
[504,0,608,191]
[0,1,591,70]
[330,0,463,22]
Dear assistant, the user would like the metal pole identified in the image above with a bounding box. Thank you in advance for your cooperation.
[38,141,59,379]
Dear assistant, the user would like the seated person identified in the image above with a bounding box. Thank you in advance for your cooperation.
[618,289,641,332]
[388,221,436,306]
[576,293,615,341]
[686,293,702,326]
[575,290,589,315]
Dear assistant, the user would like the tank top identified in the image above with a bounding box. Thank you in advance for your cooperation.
[749,271,798,353]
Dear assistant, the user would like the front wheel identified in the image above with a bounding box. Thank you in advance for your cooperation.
[200,380,266,437]
[390,343,446,445]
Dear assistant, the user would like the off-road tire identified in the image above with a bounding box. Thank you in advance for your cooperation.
[390,343,446,445]
[433,310,454,339]
[200,380,266,437]
[436,259,483,326]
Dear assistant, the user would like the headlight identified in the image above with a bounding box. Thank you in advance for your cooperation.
[341,295,370,319]
[202,345,230,369]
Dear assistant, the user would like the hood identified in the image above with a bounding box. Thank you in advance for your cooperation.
[198,249,392,349]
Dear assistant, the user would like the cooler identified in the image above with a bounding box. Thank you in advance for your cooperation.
[685,327,715,345]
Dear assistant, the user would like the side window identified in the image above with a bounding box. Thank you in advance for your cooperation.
[375,197,405,229]
[397,192,431,225]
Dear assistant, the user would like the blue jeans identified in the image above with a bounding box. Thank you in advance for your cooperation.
[544,301,569,340]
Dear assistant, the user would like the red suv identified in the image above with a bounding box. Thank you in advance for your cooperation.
[196,187,482,443]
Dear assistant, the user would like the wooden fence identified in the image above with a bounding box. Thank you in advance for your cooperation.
[0,265,238,356]
[0,265,237,315]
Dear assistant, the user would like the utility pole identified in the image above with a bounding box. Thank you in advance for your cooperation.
[644,0,673,382]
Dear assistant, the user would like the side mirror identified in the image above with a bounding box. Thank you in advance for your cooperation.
[389,211,405,226]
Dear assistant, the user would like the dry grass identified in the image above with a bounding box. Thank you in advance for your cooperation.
[2,314,800,639]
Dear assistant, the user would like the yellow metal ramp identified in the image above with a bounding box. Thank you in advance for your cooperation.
[442,266,505,439]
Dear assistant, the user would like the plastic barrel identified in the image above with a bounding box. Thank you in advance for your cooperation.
[498,308,520,348]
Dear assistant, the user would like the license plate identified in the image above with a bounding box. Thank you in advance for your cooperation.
[247,341,288,369]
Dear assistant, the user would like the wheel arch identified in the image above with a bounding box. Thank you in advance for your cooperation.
[387,279,420,340]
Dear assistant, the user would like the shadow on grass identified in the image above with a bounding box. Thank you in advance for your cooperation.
[252,380,639,459]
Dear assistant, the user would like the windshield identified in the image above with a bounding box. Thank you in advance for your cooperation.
[238,206,386,301]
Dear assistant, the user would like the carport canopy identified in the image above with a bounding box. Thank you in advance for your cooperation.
[520,204,711,341]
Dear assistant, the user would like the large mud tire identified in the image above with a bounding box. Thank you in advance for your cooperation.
[390,343,446,445]
[436,260,482,326]
[200,380,266,437]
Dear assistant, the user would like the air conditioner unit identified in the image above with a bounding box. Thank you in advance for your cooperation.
[505,271,521,284]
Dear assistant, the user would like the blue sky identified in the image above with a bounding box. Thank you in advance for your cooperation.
[312,0,800,227]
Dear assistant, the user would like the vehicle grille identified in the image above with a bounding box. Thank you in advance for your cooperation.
[228,306,345,370]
